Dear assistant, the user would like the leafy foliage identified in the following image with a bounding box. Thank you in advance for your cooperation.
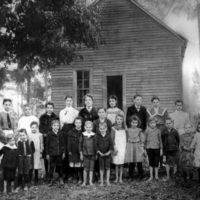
[0,0,101,88]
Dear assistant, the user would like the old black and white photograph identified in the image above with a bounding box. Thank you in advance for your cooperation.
[0,0,200,199]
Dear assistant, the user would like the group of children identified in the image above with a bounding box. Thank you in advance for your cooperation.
[1,94,200,194]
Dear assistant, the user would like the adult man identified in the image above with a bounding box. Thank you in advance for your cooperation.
[169,100,190,135]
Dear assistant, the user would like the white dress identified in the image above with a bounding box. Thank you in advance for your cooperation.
[112,128,126,165]
[18,115,39,136]
[191,132,200,168]
[29,132,43,169]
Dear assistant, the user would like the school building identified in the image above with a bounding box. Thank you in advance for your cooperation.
[51,0,187,113]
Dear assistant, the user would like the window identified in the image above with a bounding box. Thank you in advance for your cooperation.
[77,70,90,107]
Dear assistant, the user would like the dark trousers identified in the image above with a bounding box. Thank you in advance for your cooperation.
[18,174,30,187]
[29,169,38,183]
[128,162,143,178]
[49,155,63,179]
[71,167,83,181]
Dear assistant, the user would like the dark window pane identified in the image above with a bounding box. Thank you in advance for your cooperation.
[84,71,89,80]
[84,79,89,88]
[77,71,82,81]
[77,80,83,89]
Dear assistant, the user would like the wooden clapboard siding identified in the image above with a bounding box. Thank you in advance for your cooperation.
[52,0,186,114]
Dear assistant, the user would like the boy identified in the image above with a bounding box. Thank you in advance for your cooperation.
[17,129,34,191]
[67,117,83,184]
[162,117,180,181]
[96,122,113,186]
[46,119,65,186]
[79,121,96,186]
[169,100,190,135]
[39,102,57,180]
[126,94,147,131]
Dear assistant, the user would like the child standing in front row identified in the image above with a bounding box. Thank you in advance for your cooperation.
[79,121,96,186]
[191,122,200,183]
[179,123,194,182]
[162,117,180,181]
[125,115,144,181]
[29,121,44,185]
[17,129,34,191]
[112,114,127,183]
[0,134,18,194]
[144,117,162,181]
[68,117,83,184]
[46,119,65,186]
[96,122,113,186]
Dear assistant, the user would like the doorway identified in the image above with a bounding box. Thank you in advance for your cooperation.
[107,75,123,109]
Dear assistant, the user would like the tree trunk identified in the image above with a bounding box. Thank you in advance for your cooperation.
[27,75,31,104]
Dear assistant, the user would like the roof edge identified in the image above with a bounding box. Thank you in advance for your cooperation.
[88,0,187,44]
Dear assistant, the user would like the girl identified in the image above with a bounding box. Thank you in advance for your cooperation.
[59,96,79,181]
[17,129,34,191]
[179,123,194,182]
[0,134,18,194]
[29,121,44,184]
[79,94,99,124]
[79,121,96,186]
[67,117,83,184]
[106,95,124,125]
[125,115,144,181]
[191,122,200,183]
[112,114,126,183]
[144,117,162,181]
[93,107,112,135]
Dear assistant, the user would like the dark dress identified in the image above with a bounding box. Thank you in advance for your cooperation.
[67,128,82,167]
[126,105,148,131]
[79,107,99,124]
[0,146,18,181]
[179,132,194,174]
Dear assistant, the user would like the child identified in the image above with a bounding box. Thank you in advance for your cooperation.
[93,107,112,134]
[29,121,44,184]
[0,134,18,194]
[17,129,34,191]
[191,122,200,183]
[112,114,126,183]
[46,119,65,186]
[96,122,113,186]
[67,117,83,184]
[125,115,144,181]
[79,121,96,186]
[106,95,124,125]
[162,117,180,181]
[179,123,194,182]
[93,107,112,182]
[144,117,163,181]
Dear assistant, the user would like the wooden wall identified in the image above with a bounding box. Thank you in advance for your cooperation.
[52,0,186,114]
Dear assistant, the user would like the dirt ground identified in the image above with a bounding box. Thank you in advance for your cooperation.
[0,176,199,200]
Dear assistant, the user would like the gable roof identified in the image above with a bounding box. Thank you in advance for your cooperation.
[89,0,187,44]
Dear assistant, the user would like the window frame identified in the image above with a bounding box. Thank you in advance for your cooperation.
[73,68,93,109]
